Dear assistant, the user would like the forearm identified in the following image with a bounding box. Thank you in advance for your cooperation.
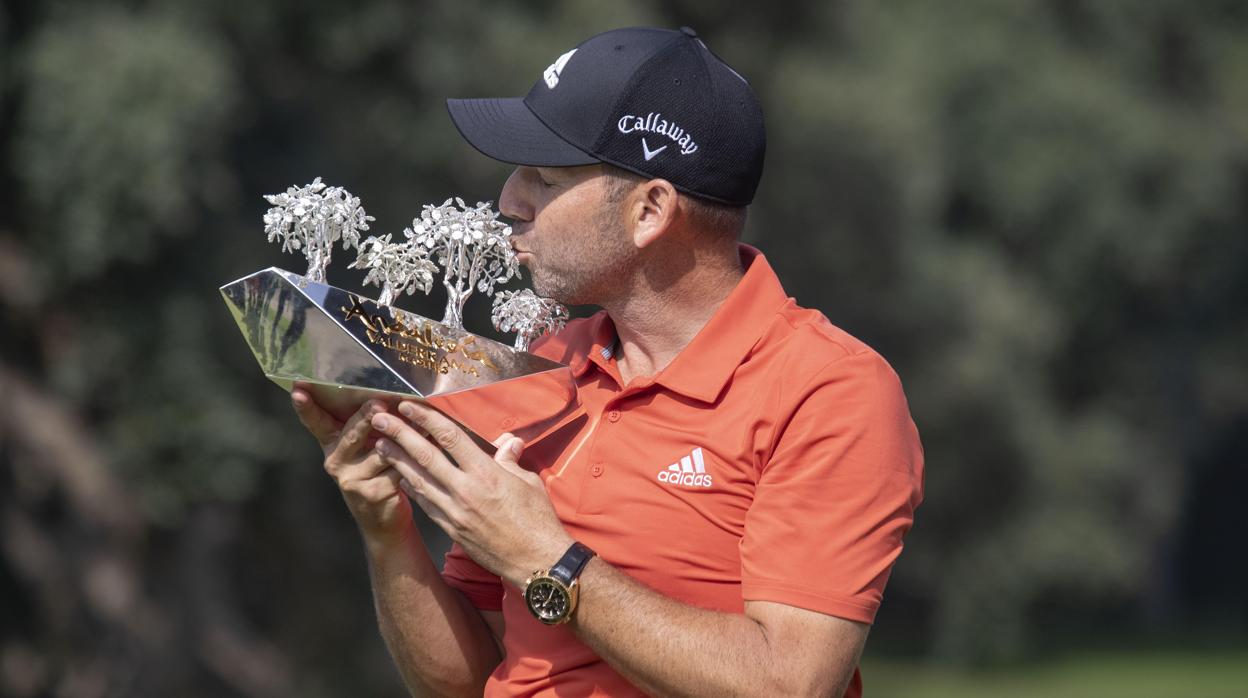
[365,526,500,697]
[366,402,870,695]
[569,560,860,698]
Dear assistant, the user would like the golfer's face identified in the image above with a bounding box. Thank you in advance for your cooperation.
[499,165,631,305]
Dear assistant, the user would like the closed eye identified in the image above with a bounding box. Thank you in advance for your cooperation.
[534,168,558,188]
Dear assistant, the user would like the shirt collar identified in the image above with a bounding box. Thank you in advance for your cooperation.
[572,244,790,402]
[652,244,790,403]
[568,311,618,379]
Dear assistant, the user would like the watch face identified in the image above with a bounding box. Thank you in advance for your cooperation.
[525,577,570,623]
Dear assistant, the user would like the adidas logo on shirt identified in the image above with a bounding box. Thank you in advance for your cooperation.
[656,447,713,488]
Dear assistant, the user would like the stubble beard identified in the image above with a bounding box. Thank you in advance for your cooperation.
[527,206,637,306]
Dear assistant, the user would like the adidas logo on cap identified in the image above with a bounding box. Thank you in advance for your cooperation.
[543,49,577,89]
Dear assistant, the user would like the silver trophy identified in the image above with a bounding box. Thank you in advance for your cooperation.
[492,290,570,352]
[221,180,580,447]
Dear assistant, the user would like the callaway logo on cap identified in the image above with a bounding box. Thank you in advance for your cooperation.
[446,26,766,206]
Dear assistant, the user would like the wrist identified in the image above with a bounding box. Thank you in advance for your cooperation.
[521,541,596,626]
[507,533,576,588]
[360,517,422,559]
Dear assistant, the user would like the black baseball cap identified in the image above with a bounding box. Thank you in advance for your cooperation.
[447,26,765,206]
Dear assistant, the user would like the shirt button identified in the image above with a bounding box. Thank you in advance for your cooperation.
[500,416,516,428]
[590,463,604,477]
[607,410,621,423]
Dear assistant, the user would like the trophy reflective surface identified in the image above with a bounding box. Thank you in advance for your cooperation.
[222,181,579,446]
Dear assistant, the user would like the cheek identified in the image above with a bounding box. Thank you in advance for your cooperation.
[531,186,616,260]
[530,209,575,255]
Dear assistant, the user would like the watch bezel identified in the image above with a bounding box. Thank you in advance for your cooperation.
[523,571,580,625]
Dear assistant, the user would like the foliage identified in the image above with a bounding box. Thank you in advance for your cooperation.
[860,649,1248,698]
[1,0,1245,695]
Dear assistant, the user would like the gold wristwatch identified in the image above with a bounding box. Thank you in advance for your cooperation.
[523,542,596,625]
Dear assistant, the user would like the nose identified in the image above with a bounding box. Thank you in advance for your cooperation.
[499,167,534,224]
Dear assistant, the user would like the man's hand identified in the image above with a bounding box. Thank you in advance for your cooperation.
[290,384,413,546]
[292,386,507,695]
[371,400,573,587]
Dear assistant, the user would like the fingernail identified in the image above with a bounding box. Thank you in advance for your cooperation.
[398,403,415,418]
[372,415,389,430]
[375,440,389,456]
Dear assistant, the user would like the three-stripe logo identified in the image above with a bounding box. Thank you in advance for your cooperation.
[656,447,713,488]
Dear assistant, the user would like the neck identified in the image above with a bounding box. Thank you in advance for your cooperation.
[601,241,744,386]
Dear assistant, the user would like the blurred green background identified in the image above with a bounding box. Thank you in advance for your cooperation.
[2,1,1245,696]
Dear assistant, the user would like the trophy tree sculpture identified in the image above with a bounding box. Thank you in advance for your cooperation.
[406,198,520,329]
[492,289,570,352]
[348,233,439,308]
[262,177,373,284]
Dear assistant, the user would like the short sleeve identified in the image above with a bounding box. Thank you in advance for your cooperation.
[740,350,924,625]
[442,542,504,611]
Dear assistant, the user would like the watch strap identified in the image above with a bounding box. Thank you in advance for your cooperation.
[549,542,596,586]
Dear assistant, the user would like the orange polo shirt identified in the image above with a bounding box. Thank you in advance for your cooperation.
[443,245,923,697]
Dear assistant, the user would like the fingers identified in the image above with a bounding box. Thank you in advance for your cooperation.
[491,432,529,478]
[379,467,405,493]
[371,414,465,490]
[379,436,456,513]
[333,443,393,483]
[340,466,405,505]
[499,435,541,488]
[291,388,342,449]
[397,401,488,472]
[328,399,388,467]
[401,479,456,534]
[375,437,448,491]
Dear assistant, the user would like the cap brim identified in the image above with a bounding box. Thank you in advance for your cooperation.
[446,98,600,167]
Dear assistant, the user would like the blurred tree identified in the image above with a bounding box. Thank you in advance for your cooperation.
[1,0,1245,695]
[753,0,1248,662]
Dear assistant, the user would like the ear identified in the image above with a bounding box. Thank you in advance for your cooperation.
[629,178,680,249]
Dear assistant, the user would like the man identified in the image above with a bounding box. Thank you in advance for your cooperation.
[291,26,923,697]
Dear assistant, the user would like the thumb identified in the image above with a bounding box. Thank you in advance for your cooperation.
[492,433,526,473]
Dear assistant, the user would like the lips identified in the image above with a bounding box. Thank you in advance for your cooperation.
[510,230,533,258]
